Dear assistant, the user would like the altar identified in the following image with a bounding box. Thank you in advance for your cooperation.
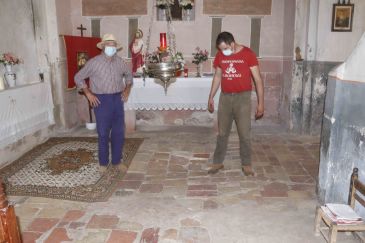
[124,76,219,131]
[125,76,219,110]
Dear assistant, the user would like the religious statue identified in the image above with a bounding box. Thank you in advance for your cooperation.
[129,29,145,75]
[295,47,303,61]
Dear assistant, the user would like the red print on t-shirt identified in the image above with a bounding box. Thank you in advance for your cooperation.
[213,47,258,93]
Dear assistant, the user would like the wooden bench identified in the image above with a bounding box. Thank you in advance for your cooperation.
[315,167,365,243]
[0,180,21,243]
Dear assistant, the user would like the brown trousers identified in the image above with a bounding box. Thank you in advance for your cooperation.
[213,91,251,165]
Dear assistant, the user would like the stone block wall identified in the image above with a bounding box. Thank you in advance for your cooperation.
[280,60,340,135]
[319,77,365,217]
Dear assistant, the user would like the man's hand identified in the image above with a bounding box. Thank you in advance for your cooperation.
[85,92,100,107]
[122,89,130,102]
[208,97,214,113]
[255,103,264,120]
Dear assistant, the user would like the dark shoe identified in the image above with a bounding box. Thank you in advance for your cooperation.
[208,164,224,174]
[242,165,255,176]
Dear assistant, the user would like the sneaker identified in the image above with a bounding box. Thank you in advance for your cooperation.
[208,164,224,174]
[242,165,255,176]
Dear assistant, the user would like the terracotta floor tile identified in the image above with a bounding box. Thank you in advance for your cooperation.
[106,230,137,243]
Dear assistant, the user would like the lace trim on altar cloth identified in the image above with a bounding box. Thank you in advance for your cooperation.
[124,103,210,111]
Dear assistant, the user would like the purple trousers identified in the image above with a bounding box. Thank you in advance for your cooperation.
[93,93,125,166]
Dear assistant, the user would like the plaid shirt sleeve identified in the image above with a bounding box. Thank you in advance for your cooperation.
[74,59,94,90]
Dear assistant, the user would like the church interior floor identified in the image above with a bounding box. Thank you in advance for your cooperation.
[11,127,360,243]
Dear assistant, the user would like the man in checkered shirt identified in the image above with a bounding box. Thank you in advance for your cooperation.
[75,34,133,174]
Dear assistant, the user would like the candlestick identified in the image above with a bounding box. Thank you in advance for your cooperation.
[160,33,167,50]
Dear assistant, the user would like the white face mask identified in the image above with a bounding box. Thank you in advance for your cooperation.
[104,46,117,57]
[222,49,233,56]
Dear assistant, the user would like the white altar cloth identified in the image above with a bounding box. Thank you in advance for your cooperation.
[125,77,220,110]
[0,82,54,148]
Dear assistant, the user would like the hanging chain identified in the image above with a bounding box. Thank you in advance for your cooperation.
[166,3,177,58]
[145,0,177,63]
[144,0,156,65]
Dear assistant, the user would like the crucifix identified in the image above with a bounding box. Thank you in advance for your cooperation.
[77,24,87,37]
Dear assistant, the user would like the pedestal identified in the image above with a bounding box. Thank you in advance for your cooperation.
[125,110,136,133]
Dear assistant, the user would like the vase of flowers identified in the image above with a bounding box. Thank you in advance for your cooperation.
[0,53,23,88]
[156,0,174,21]
[192,47,208,77]
[180,0,194,21]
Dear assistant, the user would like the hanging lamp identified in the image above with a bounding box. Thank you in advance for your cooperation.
[143,0,182,94]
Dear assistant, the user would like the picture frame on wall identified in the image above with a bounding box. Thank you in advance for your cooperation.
[331,3,354,32]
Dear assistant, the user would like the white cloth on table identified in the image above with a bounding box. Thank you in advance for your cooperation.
[124,77,220,111]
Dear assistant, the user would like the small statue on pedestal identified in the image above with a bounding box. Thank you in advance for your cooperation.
[129,29,145,75]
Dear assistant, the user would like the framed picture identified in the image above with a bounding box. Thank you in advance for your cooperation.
[77,52,89,70]
[332,4,354,32]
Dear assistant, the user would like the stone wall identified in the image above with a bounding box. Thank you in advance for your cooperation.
[82,0,147,16]
[319,77,365,215]
[318,33,365,217]
[203,0,272,15]
[0,0,40,85]
[285,61,340,135]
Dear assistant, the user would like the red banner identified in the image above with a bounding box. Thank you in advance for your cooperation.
[63,35,101,89]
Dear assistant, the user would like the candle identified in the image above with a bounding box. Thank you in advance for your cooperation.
[160,33,167,49]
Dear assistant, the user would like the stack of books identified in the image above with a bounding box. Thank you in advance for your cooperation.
[322,203,364,225]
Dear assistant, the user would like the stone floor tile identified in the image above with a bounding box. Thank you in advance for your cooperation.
[161,228,178,241]
[124,172,145,181]
[261,182,289,198]
[73,230,110,243]
[180,218,201,227]
[193,153,210,159]
[163,179,187,187]
[187,185,217,191]
[203,199,219,209]
[27,218,59,232]
[289,175,315,183]
[187,190,217,197]
[13,206,39,221]
[22,231,42,243]
[118,180,143,190]
[44,228,71,243]
[117,221,144,231]
[139,184,163,193]
[69,222,86,229]
[86,215,119,229]
[140,227,160,243]
[37,207,67,219]
[106,230,137,243]
[62,210,85,222]
[178,227,210,242]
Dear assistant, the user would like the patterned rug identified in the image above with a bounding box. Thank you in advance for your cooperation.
[0,137,143,202]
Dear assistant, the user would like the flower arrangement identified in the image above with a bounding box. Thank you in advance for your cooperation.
[156,0,174,9]
[147,48,185,67]
[147,51,161,64]
[0,53,23,66]
[192,47,209,65]
[179,0,194,10]
[173,52,185,67]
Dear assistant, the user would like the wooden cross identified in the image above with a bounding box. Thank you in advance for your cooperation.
[77,24,87,37]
